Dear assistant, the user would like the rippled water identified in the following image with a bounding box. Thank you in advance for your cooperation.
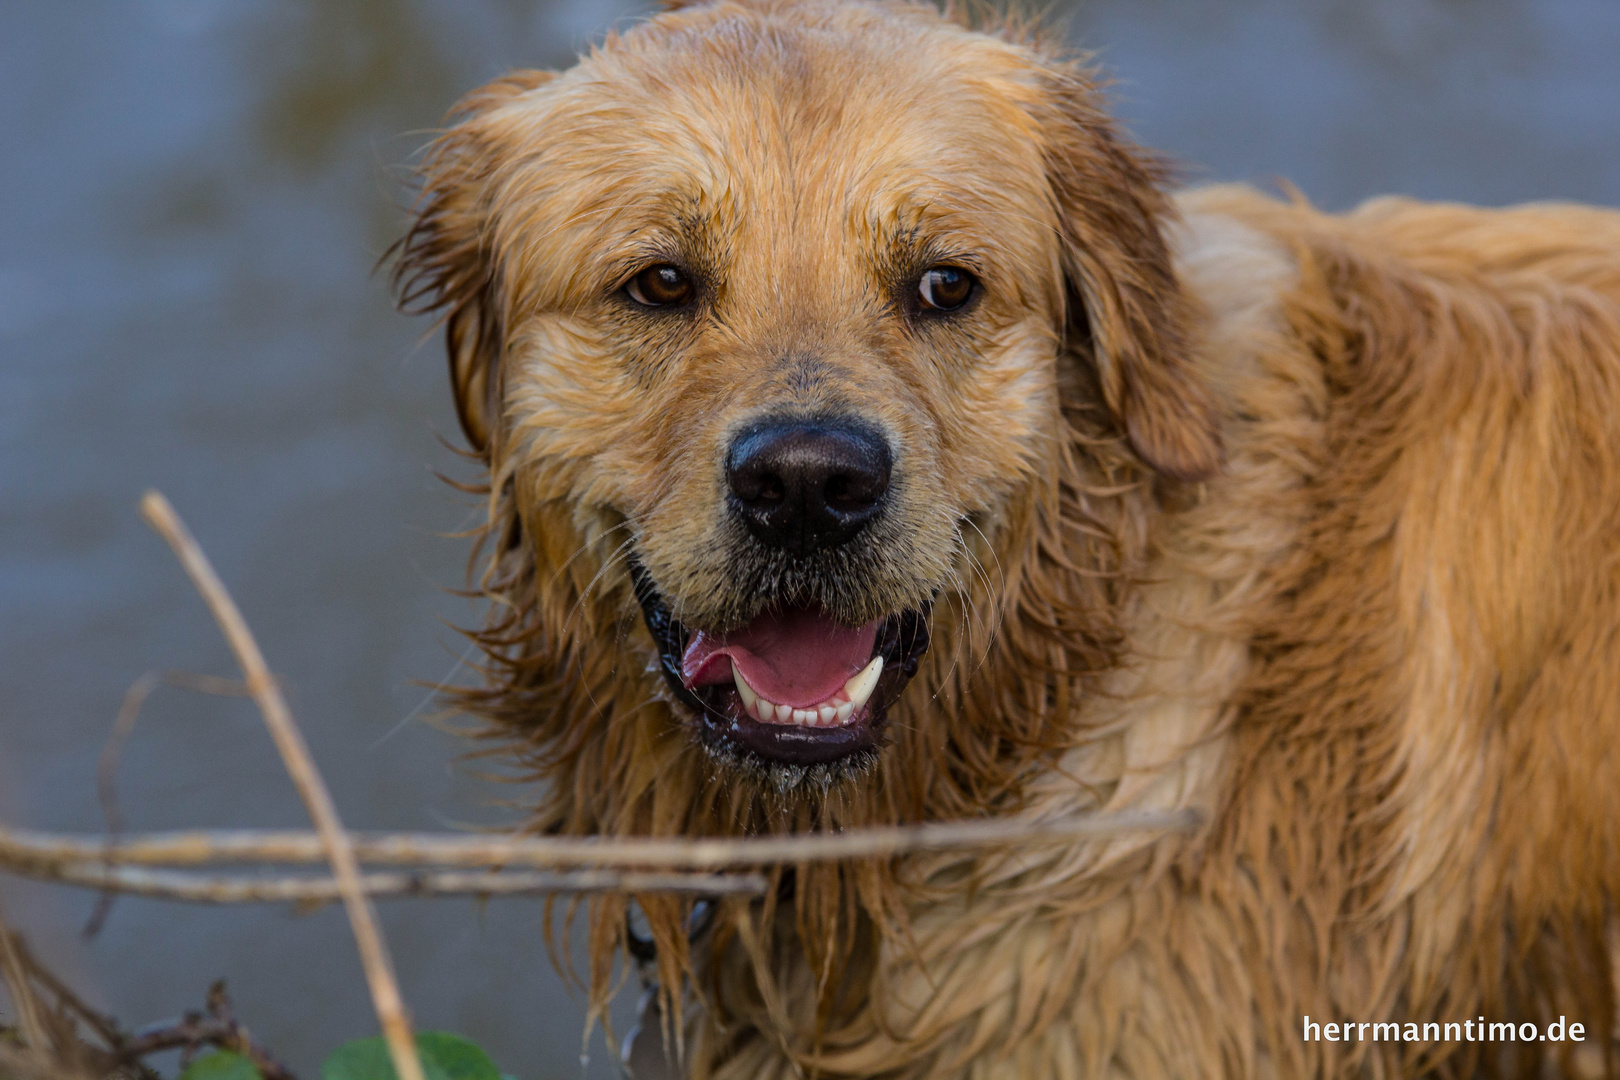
[2,1,1616,1077]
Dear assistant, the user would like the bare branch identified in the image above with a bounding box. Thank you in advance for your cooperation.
[5,862,766,902]
[139,491,425,1080]
[0,809,1199,876]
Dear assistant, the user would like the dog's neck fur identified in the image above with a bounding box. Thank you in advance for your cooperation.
[1027,200,1312,866]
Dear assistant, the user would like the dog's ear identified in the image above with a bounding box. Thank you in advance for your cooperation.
[393,71,555,459]
[1038,70,1222,482]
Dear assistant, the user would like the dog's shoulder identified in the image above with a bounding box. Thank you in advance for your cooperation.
[1170,187,1301,326]
[1167,186,1303,391]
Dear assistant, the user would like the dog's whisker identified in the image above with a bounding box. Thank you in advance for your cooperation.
[951,532,993,635]
[955,517,1007,674]
[926,563,976,708]
[564,535,638,630]
[960,515,1008,599]
[941,555,984,672]
[545,520,634,592]
[558,534,640,725]
[370,637,483,749]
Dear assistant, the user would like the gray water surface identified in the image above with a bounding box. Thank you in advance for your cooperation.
[2,2,1616,1077]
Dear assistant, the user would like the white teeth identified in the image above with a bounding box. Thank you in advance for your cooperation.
[843,657,883,711]
[733,667,759,712]
[729,658,883,728]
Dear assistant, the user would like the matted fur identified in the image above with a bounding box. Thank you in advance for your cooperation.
[393,2,1620,1076]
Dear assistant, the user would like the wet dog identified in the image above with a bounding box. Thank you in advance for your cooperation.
[394,1,1620,1075]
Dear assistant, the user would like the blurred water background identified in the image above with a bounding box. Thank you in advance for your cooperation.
[1,1,1617,1077]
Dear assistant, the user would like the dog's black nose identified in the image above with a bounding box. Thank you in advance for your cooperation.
[726,418,891,554]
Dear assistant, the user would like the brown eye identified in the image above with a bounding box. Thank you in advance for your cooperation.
[625,264,694,307]
[917,266,975,311]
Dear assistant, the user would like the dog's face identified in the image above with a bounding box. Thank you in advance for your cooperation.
[399,0,1219,790]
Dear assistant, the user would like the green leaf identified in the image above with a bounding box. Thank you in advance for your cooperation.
[181,1051,262,1080]
[416,1033,501,1080]
[321,1033,503,1080]
[322,1037,406,1080]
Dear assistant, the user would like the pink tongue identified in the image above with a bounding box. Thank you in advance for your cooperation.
[681,608,880,709]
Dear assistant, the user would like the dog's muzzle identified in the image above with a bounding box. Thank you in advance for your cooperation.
[631,413,930,769]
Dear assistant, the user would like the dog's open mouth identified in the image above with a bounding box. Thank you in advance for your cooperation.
[631,562,930,767]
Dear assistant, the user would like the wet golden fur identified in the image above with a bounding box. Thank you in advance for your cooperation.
[394,1,1620,1075]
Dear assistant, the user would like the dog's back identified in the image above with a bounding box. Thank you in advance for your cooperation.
[1170,186,1620,1078]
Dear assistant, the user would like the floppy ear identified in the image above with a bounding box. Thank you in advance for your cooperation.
[393,71,555,460]
[1038,69,1223,481]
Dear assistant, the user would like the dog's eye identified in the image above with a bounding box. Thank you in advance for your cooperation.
[917,266,975,312]
[625,264,694,307]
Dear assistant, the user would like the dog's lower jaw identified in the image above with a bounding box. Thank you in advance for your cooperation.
[695,727,883,796]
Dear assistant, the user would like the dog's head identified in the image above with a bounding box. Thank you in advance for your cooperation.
[397,0,1217,797]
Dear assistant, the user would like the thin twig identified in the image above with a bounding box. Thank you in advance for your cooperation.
[2,931,124,1049]
[98,672,250,837]
[0,809,1199,875]
[116,981,295,1080]
[202,981,298,1080]
[0,902,48,1050]
[86,670,249,937]
[5,862,767,902]
[139,491,426,1080]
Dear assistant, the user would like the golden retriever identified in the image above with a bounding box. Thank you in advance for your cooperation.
[393,1,1620,1076]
